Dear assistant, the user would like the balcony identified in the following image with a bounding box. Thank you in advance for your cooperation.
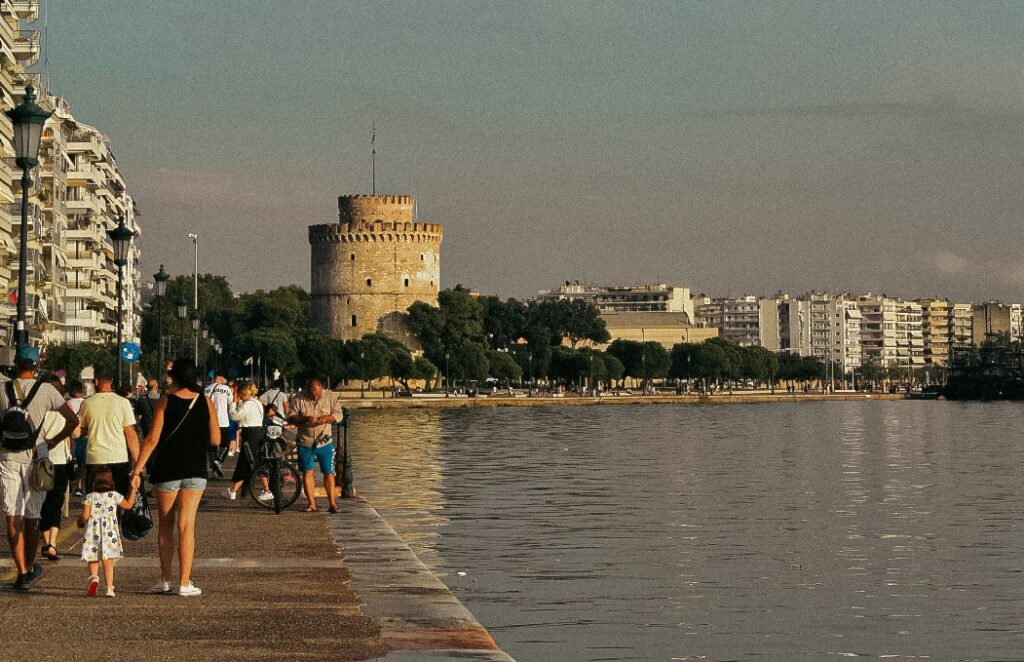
[66,168,103,188]
[67,133,106,159]
[9,2,40,22]
[11,29,39,64]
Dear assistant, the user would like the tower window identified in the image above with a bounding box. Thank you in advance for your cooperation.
[366,278,372,286]
[404,278,409,287]
[350,253,355,261]
[351,315,357,327]
[420,254,424,261]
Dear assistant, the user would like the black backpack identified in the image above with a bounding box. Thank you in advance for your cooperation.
[1,381,43,451]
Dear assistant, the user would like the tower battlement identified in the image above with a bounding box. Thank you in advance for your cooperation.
[310,193,442,342]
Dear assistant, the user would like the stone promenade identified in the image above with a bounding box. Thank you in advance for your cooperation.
[0,474,514,662]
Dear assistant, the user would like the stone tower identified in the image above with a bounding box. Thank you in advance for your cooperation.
[308,194,442,342]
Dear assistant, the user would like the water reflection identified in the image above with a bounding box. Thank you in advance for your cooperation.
[351,403,1024,661]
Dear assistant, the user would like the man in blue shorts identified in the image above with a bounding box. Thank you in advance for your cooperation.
[288,379,341,513]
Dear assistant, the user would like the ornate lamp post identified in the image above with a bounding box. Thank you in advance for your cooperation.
[175,297,188,359]
[153,264,170,376]
[445,351,450,397]
[6,86,52,348]
[189,309,200,361]
[108,215,134,386]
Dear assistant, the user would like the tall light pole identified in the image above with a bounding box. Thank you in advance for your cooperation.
[6,86,52,349]
[189,309,200,362]
[153,264,169,378]
[188,232,198,360]
[108,215,134,387]
[175,297,188,360]
[360,350,366,399]
[445,351,450,397]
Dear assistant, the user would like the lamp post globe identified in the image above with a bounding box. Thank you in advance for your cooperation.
[176,298,188,320]
[190,309,200,332]
[153,264,170,372]
[6,86,53,348]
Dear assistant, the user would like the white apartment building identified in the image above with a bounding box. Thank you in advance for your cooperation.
[537,282,695,322]
[694,295,761,346]
[0,0,140,356]
[774,292,861,373]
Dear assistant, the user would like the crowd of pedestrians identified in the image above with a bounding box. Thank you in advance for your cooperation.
[0,353,344,598]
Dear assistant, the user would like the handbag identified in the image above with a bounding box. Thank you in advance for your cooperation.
[121,476,153,541]
[30,449,54,491]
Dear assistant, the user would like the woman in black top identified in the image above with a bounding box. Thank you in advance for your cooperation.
[131,359,220,597]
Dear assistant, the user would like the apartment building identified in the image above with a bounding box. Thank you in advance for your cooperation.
[895,299,924,372]
[694,295,761,346]
[0,1,140,354]
[857,294,898,368]
[971,302,1022,346]
[537,282,695,322]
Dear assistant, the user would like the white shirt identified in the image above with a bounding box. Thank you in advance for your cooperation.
[204,382,232,428]
[229,399,264,427]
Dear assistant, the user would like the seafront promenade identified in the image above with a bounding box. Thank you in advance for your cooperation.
[335,390,907,409]
[0,467,515,662]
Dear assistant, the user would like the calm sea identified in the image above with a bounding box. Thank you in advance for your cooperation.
[349,402,1023,662]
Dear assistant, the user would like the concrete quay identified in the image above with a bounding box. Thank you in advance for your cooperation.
[0,477,514,661]
[337,390,907,410]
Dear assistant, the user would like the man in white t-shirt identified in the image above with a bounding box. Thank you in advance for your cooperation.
[258,379,290,417]
[79,367,139,500]
[0,346,78,591]
[204,371,232,476]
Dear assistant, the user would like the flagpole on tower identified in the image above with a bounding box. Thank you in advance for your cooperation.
[371,123,376,195]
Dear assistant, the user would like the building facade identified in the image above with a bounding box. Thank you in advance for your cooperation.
[537,283,694,322]
[694,295,761,346]
[309,194,442,342]
[971,302,1022,346]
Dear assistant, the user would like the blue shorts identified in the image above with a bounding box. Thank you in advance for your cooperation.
[152,477,208,492]
[297,443,335,475]
[73,437,88,466]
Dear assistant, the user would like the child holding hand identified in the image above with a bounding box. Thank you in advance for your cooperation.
[77,465,138,597]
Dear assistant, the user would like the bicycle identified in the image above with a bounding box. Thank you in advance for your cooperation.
[247,422,302,513]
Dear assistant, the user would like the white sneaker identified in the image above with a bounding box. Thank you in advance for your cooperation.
[105,586,116,598]
[225,489,237,500]
[257,490,274,501]
[228,450,236,457]
[149,579,171,594]
[179,582,202,597]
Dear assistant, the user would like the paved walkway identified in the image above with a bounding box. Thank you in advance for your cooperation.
[0,466,514,662]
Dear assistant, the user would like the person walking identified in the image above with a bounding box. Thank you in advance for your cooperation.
[38,373,74,562]
[135,377,161,439]
[203,371,232,476]
[225,382,264,500]
[258,378,290,417]
[0,347,78,591]
[78,465,139,597]
[288,378,341,513]
[79,368,139,498]
[131,359,219,597]
[66,381,87,497]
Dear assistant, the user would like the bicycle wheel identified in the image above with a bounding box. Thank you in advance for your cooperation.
[249,461,301,511]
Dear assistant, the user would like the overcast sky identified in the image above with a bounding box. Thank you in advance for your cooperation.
[45,1,1023,302]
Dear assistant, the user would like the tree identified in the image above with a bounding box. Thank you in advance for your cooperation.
[606,339,644,380]
[480,296,527,349]
[487,350,522,384]
[42,343,115,382]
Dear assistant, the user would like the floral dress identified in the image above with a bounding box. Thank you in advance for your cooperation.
[81,491,124,562]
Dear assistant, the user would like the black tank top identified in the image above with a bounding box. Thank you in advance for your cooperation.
[149,393,211,483]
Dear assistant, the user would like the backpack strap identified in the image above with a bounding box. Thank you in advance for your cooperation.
[5,381,16,406]
[20,381,43,409]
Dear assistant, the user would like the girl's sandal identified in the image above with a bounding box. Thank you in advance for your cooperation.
[42,544,60,561]
[86,575,99,597]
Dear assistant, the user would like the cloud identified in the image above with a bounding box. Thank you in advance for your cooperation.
[931,251,968,275]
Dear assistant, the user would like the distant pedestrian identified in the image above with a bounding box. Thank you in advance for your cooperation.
[79,368,140,498]
[132,359,219,597]
[77,465,138,597]
[0,346,78,591]
[288,378,341,513]
[135,377,160,438]
[258,378,290,417]
[204,372,232,476]
[67,381,87,496]
[226,383,265,500]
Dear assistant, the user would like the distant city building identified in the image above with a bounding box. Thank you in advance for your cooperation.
[971,302,1022,345]
[309,194,442,342]
[595,311,716,350]
[537,282,694,322]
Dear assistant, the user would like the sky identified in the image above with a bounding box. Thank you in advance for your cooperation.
[43,1,1024,302]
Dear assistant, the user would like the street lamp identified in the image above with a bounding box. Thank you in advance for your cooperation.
[445,351,450,397]
[360,350,366,399]
[588,353,594,396]
[187,232,198,360]
[6,85,52,348]
[189,309,200,360]
[108,214,134,386]
[153,264,170,376]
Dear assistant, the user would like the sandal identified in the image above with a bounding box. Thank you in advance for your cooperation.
[305,506,318,512]
[41,544,60,561]
[86,575,99,597]
[327,505,338,514]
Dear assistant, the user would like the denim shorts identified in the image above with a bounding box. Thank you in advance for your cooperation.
[73,437,88,466]
[297,442,336,475]
[152,477,208,492]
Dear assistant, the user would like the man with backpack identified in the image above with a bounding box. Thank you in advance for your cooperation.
[258,378,290,418]
[0,346,78,591]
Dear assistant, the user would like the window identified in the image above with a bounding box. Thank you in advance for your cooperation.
[404,278,409,287]
[350,253,355,261]
[366,278,372,286]
[351,315,357,327]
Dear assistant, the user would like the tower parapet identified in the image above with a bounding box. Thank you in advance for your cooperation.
[309,194,442,342]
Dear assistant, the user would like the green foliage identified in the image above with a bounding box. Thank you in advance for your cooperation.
[487,350,522,383]
[42,343,115,381]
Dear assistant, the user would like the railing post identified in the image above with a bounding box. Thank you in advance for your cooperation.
[336,408,354,498]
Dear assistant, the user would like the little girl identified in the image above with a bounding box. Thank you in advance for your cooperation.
[77,466,138,597]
